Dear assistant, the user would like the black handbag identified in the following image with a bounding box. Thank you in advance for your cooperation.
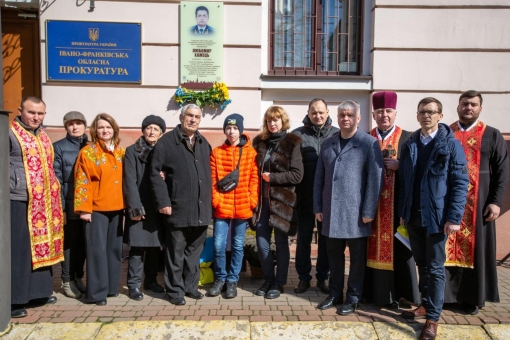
[217,147,242,193]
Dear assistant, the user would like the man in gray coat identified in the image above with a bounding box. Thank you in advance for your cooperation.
[314,100,384,315]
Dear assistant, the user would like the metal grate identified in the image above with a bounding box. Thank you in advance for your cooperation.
[270,0,362,75]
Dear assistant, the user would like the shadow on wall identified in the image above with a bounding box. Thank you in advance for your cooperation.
[2,34,21,84]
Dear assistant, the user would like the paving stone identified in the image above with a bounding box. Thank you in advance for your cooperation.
[483,324,510,339]
[2,324,37,340]
[373,322,421,339]
[25,323,102,340]
[375,323,490,340]
[251,321,377,340]
[96,320,250,339]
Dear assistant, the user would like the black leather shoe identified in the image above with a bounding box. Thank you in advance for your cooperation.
[337,302,358,316]
[317,296,339,310]
[169,296,186,306]
[144,282,165,294]
[265,283,284,299]
[255,281,272,296]
[461,302,479,315]
[294,280,311,293]
[385,301,399,310]
[317,280,330,294]
[30,295,57,306]
[107,293,119,298]
[185,291,204,300]
[129,288,144,301]
[96,299,107,306]
[11,306,27,318]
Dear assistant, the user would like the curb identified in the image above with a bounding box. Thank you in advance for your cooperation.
[3,321,510,339]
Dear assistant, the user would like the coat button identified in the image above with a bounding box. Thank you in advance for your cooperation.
[114,181,119,184]
[114,166,117,170]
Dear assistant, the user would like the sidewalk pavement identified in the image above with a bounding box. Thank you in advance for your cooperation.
[3,244,510,339]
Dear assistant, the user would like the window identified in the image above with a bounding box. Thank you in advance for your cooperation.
[269,0,362,75]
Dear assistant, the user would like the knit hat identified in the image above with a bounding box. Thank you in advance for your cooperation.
[372,91,397,110]
[63,111,87,127]
[223,113,244,134]
[142,115,166,132]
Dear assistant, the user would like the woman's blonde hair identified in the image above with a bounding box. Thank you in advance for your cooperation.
[89,113,121,145]
[260,106,290,140]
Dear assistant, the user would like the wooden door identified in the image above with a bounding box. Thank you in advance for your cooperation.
[1,8,40,120]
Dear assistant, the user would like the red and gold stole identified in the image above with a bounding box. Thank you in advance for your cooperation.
[446,121,486,268]
[11,119,64,270]
[367,126,403,270]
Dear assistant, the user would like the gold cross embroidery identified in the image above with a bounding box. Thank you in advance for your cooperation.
[462,228,471,237]
[382,190,390,199]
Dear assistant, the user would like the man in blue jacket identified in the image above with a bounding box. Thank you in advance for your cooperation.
[398,97,469,340]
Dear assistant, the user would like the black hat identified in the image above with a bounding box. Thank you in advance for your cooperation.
[142,115,166,132]
[223,113,244,134]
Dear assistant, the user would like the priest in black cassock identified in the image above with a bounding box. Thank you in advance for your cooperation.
[363,91,420,309]
[444,90,509,315]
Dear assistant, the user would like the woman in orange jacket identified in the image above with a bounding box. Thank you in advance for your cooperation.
[74,113,125,306]
[208,114,259,298]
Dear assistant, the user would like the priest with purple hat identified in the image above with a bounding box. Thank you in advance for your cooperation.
[362,91,420,309]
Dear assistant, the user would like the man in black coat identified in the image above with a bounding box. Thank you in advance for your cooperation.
[291,98,338,294]
[150,104,212,305]
[444,90,509,315]
[53,111,89,299]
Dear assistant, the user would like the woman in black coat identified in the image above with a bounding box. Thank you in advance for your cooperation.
[123,115,167,300]
[251,106,304,299]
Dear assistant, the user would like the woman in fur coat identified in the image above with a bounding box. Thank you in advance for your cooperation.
[251,106,304,299]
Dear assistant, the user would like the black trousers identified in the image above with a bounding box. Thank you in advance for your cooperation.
[328,237,367,304]
[127,246,160,289]
[84,211,123,302]
[164,225,207,299]
[61,219,86,282]
[11,200,53,305]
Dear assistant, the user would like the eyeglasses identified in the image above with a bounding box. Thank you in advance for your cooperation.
[417,110,439,117]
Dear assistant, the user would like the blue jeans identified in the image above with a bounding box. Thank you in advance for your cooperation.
[295,210,329,281]
[256,198,290,285]
[407,212,447,322]
[213,218,247,282]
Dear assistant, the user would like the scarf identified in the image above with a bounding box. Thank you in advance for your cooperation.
[134,136,154,163]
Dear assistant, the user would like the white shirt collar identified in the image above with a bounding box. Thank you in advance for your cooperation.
[420,129,438,145]
[457,119,479,132]
[375,125,396,140]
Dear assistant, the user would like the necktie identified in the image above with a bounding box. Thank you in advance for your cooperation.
[199,29,204,34]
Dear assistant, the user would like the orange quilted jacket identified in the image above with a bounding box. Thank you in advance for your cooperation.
[211,134,259,219]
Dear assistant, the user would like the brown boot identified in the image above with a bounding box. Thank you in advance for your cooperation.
[419,319,438,340]
[401,305,426,319]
